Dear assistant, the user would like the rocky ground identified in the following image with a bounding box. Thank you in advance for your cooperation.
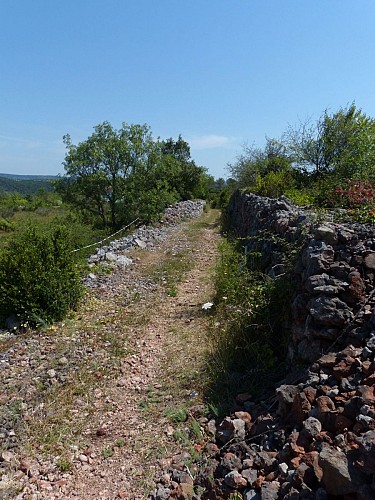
[0,202,221,499]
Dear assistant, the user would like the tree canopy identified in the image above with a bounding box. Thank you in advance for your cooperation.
[56,122,209,229]
[227,104,375,202]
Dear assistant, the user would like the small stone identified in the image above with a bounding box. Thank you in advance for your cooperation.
[278,462,288,475]
[241,467,257,485]
[224,470,248,488]
[79,454,88,463]
[1,450,14,462]
[260,480,280,500]
[47,369,56,378]
[243,490,261,500]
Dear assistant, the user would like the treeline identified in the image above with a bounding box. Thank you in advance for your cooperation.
[227,103,375,220]
[0,176,54,195]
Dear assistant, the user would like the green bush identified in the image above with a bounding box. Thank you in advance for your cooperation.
[0,225,83,327]
[0,217,15,232]
[250,169,295,199]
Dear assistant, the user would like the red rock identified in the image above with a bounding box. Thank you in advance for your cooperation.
[364,373,375,386]
[52,480,68,488]
[362,360,372,375]
[254,475,265,489]
[265,471,277,481]
[317,431,334,444]
[312,454,323,482]
[234,411,252,429]
[319,353,338,367]
[316,395,336,412]
[289,432,306,455]
[224,470,247,489]
[170,482,195,499]
[319,385,331,395]
[333,358,355,381]
[332,414,353,433]
[290,456,302,469]
[19,460,30,473]
[302,451,319,467]
[117,491,127,499]
[357,385,375,403]
[303,386,317,404]
[38,480,52,490]
[291,392,311,426]
[335,391,357,403]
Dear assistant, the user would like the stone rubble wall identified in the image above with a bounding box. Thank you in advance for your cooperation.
[227,189,375,365]
[87,200,206,268]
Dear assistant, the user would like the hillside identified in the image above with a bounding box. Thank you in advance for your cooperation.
[0,174,55,194]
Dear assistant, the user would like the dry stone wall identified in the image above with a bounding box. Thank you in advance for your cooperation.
[227,190,375,365]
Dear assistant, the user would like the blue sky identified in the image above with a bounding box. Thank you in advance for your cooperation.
[1,1,374,179]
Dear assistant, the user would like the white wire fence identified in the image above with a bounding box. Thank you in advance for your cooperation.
[71,218,140,254]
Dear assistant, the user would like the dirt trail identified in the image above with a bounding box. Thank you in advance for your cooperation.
[0,209,221,499]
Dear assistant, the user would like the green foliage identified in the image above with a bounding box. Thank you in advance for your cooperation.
[0,225,83,326]
[250,169,295,198]
[0,217,15,232]
[228,137,292,189]
[228,104,375,208]
[57,123,209,230]
[207,240,291,410]
[0,176,54,195]
[283,188,314,206]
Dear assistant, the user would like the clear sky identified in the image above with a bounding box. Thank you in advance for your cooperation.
[1,0,374,179]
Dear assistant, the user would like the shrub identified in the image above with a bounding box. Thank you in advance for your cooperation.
[0,225,83,327]
[250,169,295,199]
[0,217,15,232]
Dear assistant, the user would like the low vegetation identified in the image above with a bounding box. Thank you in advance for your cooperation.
[206,238,294,413]
[0,225,83,327]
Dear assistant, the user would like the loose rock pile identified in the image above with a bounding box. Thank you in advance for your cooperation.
[153,192,375,499]
[87,200,206,267]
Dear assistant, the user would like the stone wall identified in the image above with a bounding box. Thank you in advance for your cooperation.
[227,189,375,365]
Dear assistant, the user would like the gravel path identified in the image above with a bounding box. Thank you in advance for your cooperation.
[0,207,221,499]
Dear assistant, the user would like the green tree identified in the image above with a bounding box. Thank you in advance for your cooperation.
[57,123,208,229]
[160,135,208,200]
[284,103,375,181]
[57,122,162,228]
[227,137,292,188]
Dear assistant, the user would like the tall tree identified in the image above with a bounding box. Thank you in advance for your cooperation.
[57,122,156,228]
[284,104,375,180]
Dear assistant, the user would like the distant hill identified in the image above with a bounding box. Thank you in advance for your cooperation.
[0,173,57,195]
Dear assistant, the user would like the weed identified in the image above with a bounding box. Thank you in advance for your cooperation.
[56,456,72,472]
[190,419,202,441]
[102,447,114,459]
[206,238,293,413]
[115,438,126,447]
[173,429,190,446]
[164,407,188,424]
